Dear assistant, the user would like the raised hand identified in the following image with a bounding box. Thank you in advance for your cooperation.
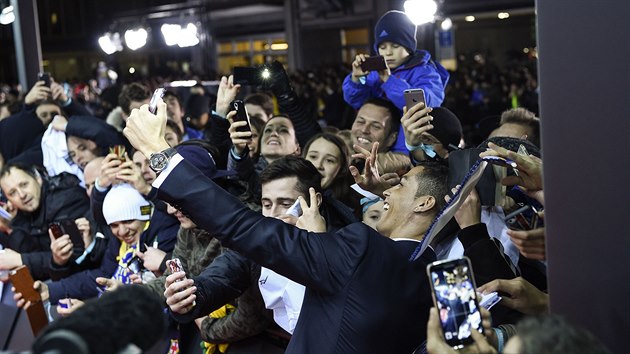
[296,187,326,232]
[164,271,197,314]
[215,75,241,118]
[478,277,548,315]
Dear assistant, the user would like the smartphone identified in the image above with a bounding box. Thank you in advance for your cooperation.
[427,257,483,350]
[38,72,51,87]
[108,145,127,162]
[233,66,263,86]
[148,88,165,114]
[166,258,185,276]
[59,219,85,249]
[9,266,41,303]
[231,100,251,133]
[285,199,302,217]
[126,255,144,275]
[404,88,427,111]
[49,222,64,239]
[504,205,543,231]
[360,55,387,72]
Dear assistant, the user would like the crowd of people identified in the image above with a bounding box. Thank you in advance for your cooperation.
[0,9,608,354]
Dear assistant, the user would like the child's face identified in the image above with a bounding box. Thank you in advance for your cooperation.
[377,41,411,70]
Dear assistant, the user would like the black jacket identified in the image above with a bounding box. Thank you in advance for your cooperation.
[0,172,90,280]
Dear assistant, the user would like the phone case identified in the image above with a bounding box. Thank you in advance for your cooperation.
[148,88,165,114]
[9,266,41,303]
[59,219,85,251]
[360,56,387,72]
[404,88,427,111]
[49,222,64,239]
[232,100,251,133]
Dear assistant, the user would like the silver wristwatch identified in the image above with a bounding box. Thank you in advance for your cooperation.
[148,147,177,173]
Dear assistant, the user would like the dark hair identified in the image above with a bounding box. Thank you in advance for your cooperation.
[163,90,183,111]
[118,83,151,115]
[413,160,449,213]
[516,315,611,354]
[500,108,541,147]
[245,92,274,117]
[362,97,402,139]
[248,113,267,161]
[260,156,322,197]
[302,133,354,204]
[165,120,183,144]
[0,161,40,181]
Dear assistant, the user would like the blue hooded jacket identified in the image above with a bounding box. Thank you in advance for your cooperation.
[342,50,450,153]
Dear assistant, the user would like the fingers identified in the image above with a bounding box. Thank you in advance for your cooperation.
[277,214,298,226]
[308,187,318,209]
[507,228,545,245]
[135,250,145,260]
[469,328,495,353]
[352,143,371,156]
[479,308,493,338]
[129,273,143,284]
[226,110,237,124]
[165,271,187,288]
[348,165,364,184]
[380,173,400,186]
[426,307,444,339]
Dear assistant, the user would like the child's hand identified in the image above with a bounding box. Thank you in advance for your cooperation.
[351,54,369,82]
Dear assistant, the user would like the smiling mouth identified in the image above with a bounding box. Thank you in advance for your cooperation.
[357,137,372,145]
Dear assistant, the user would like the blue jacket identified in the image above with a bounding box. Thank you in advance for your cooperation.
[342,50,450,153]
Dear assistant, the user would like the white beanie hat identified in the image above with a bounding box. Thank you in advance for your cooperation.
[103,184,152,225]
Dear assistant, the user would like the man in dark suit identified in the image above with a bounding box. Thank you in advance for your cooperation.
[122,102,449,354]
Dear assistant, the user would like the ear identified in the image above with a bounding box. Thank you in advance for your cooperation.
[34,170,43,186]
[413,195,435,213]
[315,192,323,208]
[384,126,398,150]
[294,142,301,156]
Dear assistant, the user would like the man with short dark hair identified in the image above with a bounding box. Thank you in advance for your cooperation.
[0,163,89,279]
[490,108,540,147]
[351,97,402,153]
[123,100,449,353]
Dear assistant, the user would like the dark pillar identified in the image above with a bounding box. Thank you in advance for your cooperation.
[285,0,302,70]
[11,0,42,90]
[537,1,630,353]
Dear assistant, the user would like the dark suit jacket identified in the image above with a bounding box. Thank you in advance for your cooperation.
[159,159,436,354]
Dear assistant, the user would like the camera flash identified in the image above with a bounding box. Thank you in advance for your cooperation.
[261,68,271,79]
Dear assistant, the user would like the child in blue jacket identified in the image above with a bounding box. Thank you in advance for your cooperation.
[343,10,450,153]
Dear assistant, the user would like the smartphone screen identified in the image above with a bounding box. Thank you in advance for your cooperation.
[231,100,251,133]
[360,56,387,72]
[404,88,427,111]
[148,88,165,114]
[427,257,482,349]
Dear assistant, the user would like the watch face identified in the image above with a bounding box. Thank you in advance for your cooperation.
[150,153,167,171]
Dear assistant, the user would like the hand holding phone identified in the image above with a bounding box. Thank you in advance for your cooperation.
[427,257,483,350]
[10,266,42,303]
[108,145,127,162]
[148,88,165,114]
[231,100,251,133]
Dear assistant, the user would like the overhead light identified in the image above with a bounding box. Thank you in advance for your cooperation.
[169,80,198,87]
[404,0,438,26]
[161,23,199,48]
[270,42,288,51]
[440,18,452,31]
[98,32,123,55]
[161,24,181,46]
[129,67,136,74]
[124,28,148,51]
[465,16,476,22]
[0,5,15,25]
[177,23,199,47]
[498,12,510,19]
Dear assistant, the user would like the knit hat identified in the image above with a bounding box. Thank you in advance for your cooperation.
[103,184,152,225]
[175,144,235,179]
[429,107,463,148]
[373,10,417,53]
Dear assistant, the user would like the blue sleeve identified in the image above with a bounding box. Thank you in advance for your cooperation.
[343,73,372,110]
[383,65,447,109]
[158,160,367,295]
[47,235,120,303]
